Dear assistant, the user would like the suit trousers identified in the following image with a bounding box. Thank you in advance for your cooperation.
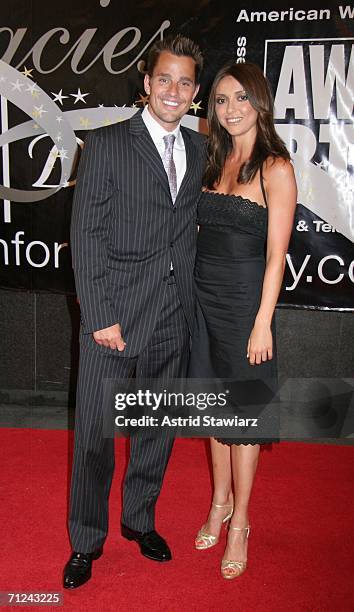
[68,278,190,553]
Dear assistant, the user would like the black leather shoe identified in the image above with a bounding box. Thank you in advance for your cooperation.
[121,524,172,562]
[63,547,103,589]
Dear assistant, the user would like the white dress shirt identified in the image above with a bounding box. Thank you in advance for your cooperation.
[142,105,186,193]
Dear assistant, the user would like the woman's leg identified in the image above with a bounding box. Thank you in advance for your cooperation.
[222,444,260,574]
[210,437,233,505]
[195,438,233,544]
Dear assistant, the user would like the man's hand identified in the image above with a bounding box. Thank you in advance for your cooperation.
[93,323,126,351]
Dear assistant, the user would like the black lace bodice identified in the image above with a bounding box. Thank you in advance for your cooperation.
[197,191,268,239]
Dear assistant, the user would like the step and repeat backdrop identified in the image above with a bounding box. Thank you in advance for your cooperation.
[0,0,353,310]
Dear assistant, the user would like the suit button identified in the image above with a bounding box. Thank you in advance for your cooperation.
[170,242,174,247]
[172,208,176,213]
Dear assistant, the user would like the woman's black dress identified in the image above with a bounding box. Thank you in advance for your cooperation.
[188,190,279,445]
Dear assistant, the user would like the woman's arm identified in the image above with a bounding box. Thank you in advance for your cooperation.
[247,158,297,365]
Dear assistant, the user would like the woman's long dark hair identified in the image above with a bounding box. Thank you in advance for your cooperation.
[204,61,290,189]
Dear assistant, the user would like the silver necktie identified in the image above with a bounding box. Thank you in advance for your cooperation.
[162,134,177,203]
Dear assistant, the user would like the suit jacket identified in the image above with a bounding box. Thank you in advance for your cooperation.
[70,110,206,357]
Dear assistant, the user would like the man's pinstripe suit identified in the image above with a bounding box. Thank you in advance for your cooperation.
[69,109,205,553]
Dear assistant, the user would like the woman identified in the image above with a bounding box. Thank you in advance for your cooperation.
[189,62,297,579]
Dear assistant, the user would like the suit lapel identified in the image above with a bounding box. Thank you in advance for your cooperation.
[177,127,199,202]
[129,111,171,200]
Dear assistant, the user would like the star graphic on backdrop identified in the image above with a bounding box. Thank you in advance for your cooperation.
[56,132,62,142]
[134,93,149,107]
[190,100,203,114]
[79,117,92,129]
[51,89,69,105]
[58,147,68,159]
[56,116,63,123]
[99,104,105,108]
[21,66,34,78]
[0,76,6,83]
[32,104,47,119]
[70,88,90,104]
[130,103,138,109]
[11,79,24,92]
[26,82,40,97]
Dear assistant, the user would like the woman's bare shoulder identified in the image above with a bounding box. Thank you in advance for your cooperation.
[263,156,295,181]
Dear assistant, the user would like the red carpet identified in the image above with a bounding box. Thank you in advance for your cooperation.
[0,429,354,611]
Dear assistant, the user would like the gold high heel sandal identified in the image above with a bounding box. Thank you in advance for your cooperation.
[221,525,250,579]
[195,503,234,550]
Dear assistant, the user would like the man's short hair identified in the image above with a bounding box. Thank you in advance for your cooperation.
[147,34,203,84]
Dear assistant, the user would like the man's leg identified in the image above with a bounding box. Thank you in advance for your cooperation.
[69,343,136,553]
[122,279,190,532]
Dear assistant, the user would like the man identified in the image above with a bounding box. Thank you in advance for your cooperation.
[64,35,205,588]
